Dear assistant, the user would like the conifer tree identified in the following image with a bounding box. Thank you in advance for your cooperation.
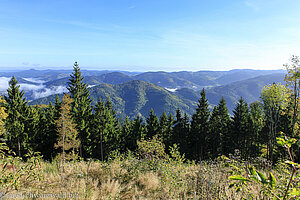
[146,108,159,139]
[165,113,175,148]
[172,108,189,154]
[91,97,106,160]
[190,88,210,160]
[67,62,93,158]
[24,105,40,152]
[249,101,263,157]
[121,117,134,151]
[55,94,80,165]
[208,97,231,158]
[159,111,172,144]
[231,97,251,158]
[30,103,58,160]
[4,76,29,157]
[132,114,146,140]
[92,97,121,160]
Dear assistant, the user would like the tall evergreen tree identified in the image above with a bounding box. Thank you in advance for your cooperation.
[132,114,146,140]
[67,62,93,158]
[172,108,189,154]
[30,103,58,160]
[159,111,172,145]
[4,76,29,157]
[190,88,210,160]
[249,101,263,157]
[146,108,159,139]
[208,97,231,158]
[231,97,251,159]
[91,97,106,160]
[92,97,121,160]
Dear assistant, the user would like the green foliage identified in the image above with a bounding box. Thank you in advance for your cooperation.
[67,62,93,158]
[208,97,231,158]
[0,143,42,195]
[146,108,159,139]
[55,94,80,163]
[190,88,210,160]
[4,76,30,157]
[91,97,122,160]
[137,135,169,162]
[228,134,299,200]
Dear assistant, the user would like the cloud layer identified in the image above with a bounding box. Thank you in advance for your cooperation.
[0,77,67,99]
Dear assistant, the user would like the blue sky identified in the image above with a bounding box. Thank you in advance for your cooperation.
[0,0,300,71]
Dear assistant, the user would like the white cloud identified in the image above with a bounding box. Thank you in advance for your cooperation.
[22,77,46,84]
[32,86,68,99]
[165,87,177,92]
[0,77,11,91]
[19,83,44,91]
[0,76,68,99]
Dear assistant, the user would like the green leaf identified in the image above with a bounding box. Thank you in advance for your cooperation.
[268,172,276,189]
[229,175,251,182]
[289,188,300,197]
[276,137,286,147]
[257,171,267,184]
[285,161,300,169]
[248,165,257,176]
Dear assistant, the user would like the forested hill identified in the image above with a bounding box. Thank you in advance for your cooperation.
[30,73,285,119]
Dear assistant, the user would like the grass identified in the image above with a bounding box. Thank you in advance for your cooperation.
[0,138,298,199]
[1,154,297,199]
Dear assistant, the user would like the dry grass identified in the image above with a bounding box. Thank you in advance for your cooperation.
[1,155,296,200]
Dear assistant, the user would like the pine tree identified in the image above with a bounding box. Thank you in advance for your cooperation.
[131,114,146,141]
[4,76,29,157]
[55,94,80,165]
[249,101,263,157]
[30,103,58,160]
[67,62,93,158]
[190,88,210,160]
[91,97,106,160]
[231,97,251,159]
[92,97,121,160]
[172,108,189,154]
[208,97,231,158]
[159,111,171,144]
[146,108,159,139]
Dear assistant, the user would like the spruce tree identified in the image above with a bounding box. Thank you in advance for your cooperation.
[190,88,210,160]
[92,97,106,160]
[4,76,29,157]
[131,114,146,141]
[159,111,171,144]
[92,97,121,160]
[231,97,251,159]
[146,108,159,139]
[172,108,189,154]
[67,62,93,158]
[249,101,263,157]
[208,97,231,158]
[30,103,58,160]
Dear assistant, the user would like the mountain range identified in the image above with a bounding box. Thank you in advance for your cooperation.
[18,69,286,119]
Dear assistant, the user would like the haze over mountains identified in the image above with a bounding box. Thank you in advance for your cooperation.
[0,68,285,118]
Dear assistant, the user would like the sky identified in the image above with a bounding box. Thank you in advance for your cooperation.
[0,0,300,71]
